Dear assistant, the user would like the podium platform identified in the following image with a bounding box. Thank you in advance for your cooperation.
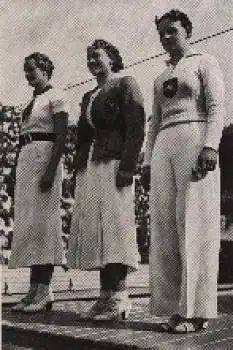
[3,292,233,350]
[3,248,233,349]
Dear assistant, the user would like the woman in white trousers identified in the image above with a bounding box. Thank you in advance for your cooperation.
[142,9,225,333]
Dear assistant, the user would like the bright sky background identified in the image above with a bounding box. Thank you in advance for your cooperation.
[1,0,233,125]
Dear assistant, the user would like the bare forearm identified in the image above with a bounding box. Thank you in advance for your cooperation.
[46,133,67,173]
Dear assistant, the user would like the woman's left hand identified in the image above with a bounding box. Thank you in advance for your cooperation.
[39,170,56,192]
[116,169,134,188]
[198,147,218,171]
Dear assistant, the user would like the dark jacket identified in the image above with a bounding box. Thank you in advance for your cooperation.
[75,76,145,173]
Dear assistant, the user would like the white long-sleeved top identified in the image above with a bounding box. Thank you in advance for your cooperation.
[144,52,225,165]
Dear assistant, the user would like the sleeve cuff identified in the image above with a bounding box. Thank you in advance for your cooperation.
[203,144,218,152]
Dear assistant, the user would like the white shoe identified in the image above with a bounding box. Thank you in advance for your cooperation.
[12,283,38,312]
[95,290,131,321]
[23,284,54,313]
[79,290,110,320]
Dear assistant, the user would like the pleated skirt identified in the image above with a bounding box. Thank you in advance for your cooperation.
[67,159,138,272]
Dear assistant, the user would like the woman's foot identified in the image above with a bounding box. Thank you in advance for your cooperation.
[95,290,131,321]
[12,283,38,312]
[161,314,208,333]
[79,290,110,320]
[23,284,54,313]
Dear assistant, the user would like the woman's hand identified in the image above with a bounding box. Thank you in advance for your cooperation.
[39,170,56,192]
[191,166,208,182]
[141,165,151,192]
[192,147,217,182]
[198,147,218,171]
[116,169,134,188]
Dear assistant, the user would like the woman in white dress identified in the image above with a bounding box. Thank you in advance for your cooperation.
[142,9,225,332]
[9,52,69,313]
[68,39,145,320]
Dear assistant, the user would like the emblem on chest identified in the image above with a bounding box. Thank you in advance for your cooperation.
[163,77,178,98]
[104,97,119,114]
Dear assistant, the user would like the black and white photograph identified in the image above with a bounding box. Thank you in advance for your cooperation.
[1,0,233,348]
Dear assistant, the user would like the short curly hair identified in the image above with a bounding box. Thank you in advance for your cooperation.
[155,9,193,37]
[24,52,54,79]
[87,39,124,73]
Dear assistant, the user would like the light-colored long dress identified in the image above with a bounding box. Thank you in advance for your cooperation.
[8,88,69,268]
[144,53,225,319]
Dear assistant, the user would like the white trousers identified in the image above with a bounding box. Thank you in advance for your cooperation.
[149,123,220,319]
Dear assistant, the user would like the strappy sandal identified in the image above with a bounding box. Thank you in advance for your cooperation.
[160,314,208,334]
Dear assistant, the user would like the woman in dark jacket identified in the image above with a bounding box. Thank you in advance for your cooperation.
[68,39,145,320]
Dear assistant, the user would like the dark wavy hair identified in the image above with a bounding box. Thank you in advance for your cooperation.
[155,9,193,38]
[87,39,124,73]
[24,52,54,79]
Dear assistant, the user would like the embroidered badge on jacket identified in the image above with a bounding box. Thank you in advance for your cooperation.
[104,97,119,115]
[163,77,178,98]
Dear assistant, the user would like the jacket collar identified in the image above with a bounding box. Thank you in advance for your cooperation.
[165,50,201,67]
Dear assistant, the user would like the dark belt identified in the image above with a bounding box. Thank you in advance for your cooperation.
[159,119,206,132]
[19,132,57,147]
